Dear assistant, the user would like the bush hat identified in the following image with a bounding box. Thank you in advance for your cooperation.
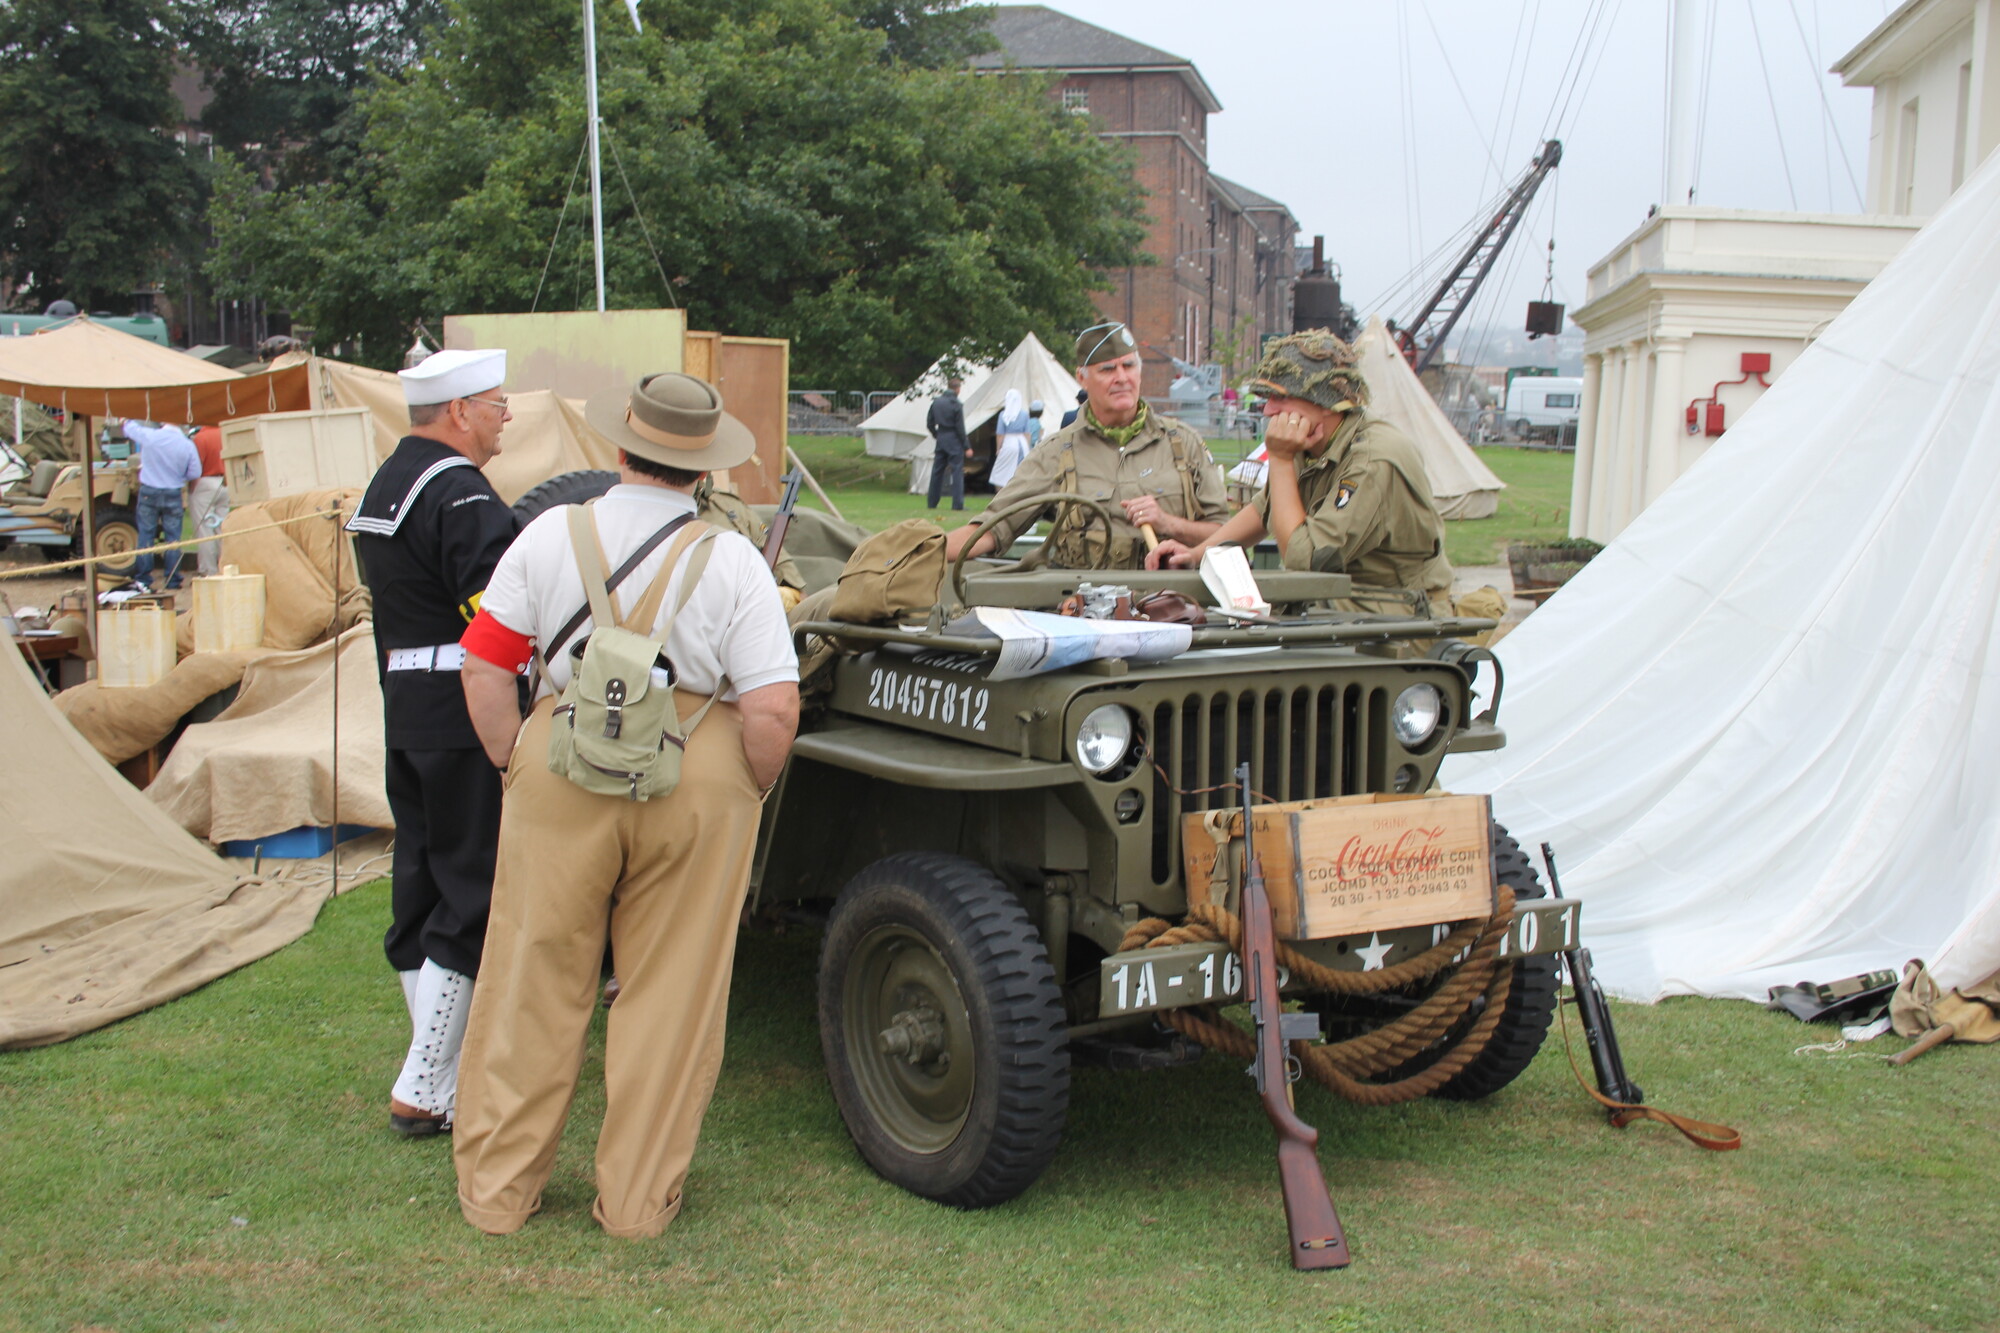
[584,372,755,473]
[1248,329,1369,412]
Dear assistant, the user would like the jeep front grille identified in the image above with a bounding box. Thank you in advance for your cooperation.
[1147,684,1388,885]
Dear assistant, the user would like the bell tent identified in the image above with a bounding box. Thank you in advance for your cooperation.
[900,334,1081,494]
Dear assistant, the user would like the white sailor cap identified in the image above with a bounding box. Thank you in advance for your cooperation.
[399,348,507,406]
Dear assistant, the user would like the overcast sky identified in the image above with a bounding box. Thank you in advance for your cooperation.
[1039,0,1897,348]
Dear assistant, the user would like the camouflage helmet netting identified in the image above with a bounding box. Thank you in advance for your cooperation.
[1248,329,1370,410]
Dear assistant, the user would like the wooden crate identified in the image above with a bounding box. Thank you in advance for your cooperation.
[221,408,375,503]
[1184,793,1495,940]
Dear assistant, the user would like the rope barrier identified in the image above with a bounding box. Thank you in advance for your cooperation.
[1117,885,1518,1106]
[0,508,344,581]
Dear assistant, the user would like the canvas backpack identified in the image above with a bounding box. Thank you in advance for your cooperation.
[828,517,947,624]
[545,503,723,801]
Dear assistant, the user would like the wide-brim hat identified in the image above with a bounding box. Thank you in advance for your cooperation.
[584,372,756,472]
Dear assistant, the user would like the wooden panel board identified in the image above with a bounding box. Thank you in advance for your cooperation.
[1184,793,1495,940]
[442,310,685,402]
[712,336,789,505]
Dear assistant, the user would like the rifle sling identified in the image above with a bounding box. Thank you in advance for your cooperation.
[546,510,697,662]
[1555,996,1743,1150]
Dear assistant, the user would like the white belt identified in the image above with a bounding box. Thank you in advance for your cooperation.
[386,644,467,672]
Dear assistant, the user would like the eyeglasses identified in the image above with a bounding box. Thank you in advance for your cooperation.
[463,394,509,413]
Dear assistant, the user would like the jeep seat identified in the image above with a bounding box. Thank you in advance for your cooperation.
[21,460,63,499]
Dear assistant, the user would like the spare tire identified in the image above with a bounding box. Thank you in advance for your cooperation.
[511,470,618,524]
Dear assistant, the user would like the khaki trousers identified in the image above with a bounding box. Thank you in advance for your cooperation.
[452,693,762,1238]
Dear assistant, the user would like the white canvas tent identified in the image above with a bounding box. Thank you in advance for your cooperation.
[1444,149,2000,1004]
[1224,318,1505,519]
[1351,317,1504,518]
[903,334,1081,494]
[861,356,994,461]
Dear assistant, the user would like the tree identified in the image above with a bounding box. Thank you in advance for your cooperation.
[0,0,200,309]
[208,0,1147,385]
[176,0,444,184]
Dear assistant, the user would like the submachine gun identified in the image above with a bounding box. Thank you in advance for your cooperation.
[762,469,804,571]
[1237,763,1352,1270]
[1540,842,1643,1109]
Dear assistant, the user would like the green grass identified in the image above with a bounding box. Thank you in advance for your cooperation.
[786,436,1574,569]
[1445,448,1577,569]
[2,880,1993,1331]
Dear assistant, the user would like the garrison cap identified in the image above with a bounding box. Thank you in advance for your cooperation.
[1248,329,1369,412]
[1074,321,1137,367]
[399,348,506,406]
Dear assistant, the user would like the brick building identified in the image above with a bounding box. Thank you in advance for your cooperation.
[971,6,1301,397]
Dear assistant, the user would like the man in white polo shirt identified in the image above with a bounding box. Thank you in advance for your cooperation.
[345,348,519,1139]
[452,371,800,1239]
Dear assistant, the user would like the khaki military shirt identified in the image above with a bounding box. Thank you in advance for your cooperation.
[975,408,1229,568]
[696,481,805,595]
[1253,411,1454,598]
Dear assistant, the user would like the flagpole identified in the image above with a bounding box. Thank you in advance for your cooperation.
[582,0,607,311]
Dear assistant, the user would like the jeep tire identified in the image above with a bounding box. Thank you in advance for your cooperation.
[512,469,618,524]
[88,502,140,579]
[818,852,1069,1208]
[1428,823,1561,1100]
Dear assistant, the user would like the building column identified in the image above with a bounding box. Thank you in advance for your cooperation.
[1590,347,1628,541]
[1570,352,1603,539]
[1611,340,1648,537]
[1645,336,1687,507]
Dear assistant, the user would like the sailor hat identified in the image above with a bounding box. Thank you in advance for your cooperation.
[399,348,507,406]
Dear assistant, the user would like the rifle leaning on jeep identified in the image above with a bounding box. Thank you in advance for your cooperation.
[1238,763,1352,1270]
[763,469,803,571]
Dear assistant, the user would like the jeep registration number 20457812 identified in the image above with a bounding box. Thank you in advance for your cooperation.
[865,665,990,733]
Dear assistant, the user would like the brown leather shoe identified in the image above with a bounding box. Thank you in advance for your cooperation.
[389,1097,450,1137]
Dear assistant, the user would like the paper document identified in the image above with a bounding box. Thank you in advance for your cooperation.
[953,607,1192,682]
[1200,546,1270,617]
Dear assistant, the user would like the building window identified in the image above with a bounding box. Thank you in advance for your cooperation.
[1062,87,1089,115]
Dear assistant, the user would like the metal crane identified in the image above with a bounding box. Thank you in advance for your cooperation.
[1398,138,1563,374]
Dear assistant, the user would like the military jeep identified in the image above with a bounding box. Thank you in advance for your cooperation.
[754,495,1568,1210]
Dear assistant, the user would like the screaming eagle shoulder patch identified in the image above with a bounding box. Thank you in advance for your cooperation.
[1335,481,1357,509]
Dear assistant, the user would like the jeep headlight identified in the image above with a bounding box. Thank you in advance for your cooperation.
[1391,684,1444,747]
[1074,705,1136,775]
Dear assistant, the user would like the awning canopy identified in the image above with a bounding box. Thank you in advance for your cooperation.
[0,317,311,424]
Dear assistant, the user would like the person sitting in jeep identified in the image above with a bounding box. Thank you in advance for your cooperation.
[941,322,1230,571]
[1147,329,1457,618]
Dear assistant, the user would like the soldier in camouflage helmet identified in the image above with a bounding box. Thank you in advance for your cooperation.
[1149,329,1455,617]
[942,322,1230,570]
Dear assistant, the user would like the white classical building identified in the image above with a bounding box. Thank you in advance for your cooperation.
[1569,0,2000,542]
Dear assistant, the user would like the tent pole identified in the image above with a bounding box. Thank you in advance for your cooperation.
[785,446,843,522]
[582,0,607,313]
[79,414,97,676]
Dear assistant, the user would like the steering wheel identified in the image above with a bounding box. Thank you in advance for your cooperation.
[950,490,1122,606]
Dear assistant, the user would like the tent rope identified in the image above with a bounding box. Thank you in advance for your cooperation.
[0,508,339,582]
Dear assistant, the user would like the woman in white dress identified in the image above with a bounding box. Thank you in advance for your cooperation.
[988,388,1032,488]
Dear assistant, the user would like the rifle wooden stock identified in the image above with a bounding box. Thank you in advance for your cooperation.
[1240,764,1351,1270]
[763,470,804,571]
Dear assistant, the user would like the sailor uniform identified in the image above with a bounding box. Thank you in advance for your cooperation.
[348,436,519,1097]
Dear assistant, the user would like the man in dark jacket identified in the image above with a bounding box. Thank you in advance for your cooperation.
[345,348,520,1138]
[924,378,970,511]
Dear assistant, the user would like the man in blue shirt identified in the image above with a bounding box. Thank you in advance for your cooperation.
[121,419,202,590]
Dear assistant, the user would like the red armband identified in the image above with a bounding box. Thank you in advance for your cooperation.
[461,609,534,676]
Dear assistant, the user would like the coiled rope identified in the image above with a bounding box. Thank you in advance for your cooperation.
[1117,884,1517,1106]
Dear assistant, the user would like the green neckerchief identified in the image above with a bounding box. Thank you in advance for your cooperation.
[1084,400,1150,448]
